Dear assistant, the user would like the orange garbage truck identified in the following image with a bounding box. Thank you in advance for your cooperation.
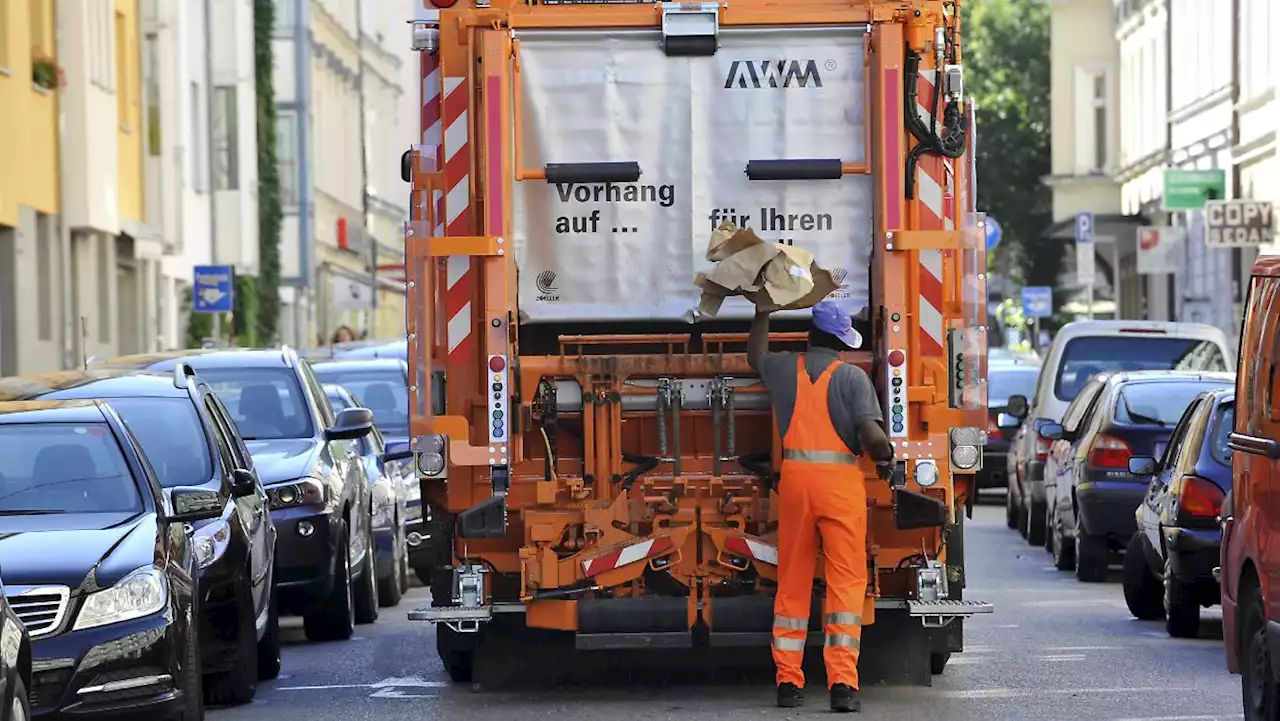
[397,0,991,687]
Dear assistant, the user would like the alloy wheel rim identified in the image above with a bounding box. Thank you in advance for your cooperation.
[11,695,25,721]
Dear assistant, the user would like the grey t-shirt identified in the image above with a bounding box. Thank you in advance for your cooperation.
[757,348,884,454]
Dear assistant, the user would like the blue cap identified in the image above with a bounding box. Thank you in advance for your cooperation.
[811,299,863,349]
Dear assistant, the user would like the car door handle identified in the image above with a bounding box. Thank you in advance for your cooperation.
[1229,432,1280,459]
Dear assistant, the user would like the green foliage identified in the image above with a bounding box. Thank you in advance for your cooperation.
[234,275,259,347]
[963,0,1057,295]
[181,287,213,349]
[254,0,283,345]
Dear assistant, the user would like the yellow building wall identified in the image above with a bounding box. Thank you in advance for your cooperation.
[115,0,142,223]
[0,0,59,227]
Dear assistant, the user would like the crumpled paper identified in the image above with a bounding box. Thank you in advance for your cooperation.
[692,222,840,317]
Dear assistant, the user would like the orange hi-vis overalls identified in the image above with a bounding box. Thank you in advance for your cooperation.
[771,356,869,690]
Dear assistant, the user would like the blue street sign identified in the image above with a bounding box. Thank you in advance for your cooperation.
[985,217,1002,251]
[1021,286,1053,318]
[1074,211,1095,244]
[193,265,235,314]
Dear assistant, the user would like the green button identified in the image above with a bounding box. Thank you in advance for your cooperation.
[892,404,904,413]
[891,313,901,322]
[493,409,504,419]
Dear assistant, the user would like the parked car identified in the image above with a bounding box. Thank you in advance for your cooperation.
[1122,389,1234,638]
[0,367,281,703]
[1005,320,1232,547]
[0,400,221,720]
[986,359,1040,491]
[0,577,32,721]
[1037,371,1234,583]
[95,349,380,641]
[331,340,407,361]
[1220,254,1280,719]
[323,384,410,607]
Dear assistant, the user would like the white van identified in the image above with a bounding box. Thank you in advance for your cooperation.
[1002,320,1232,547]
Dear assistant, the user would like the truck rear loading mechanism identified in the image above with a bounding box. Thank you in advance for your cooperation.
[395,0,992,686]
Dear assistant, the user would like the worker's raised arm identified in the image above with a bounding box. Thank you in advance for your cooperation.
[747,309,773,373]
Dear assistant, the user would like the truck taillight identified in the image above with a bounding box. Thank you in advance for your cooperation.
[1088,434,1132,468]
[1178,475,1225,518]
[429,0,457,7]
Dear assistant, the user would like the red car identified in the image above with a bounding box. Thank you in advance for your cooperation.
[1219,254,1280,720]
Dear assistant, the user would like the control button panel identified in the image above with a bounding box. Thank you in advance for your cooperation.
[885,348,907,439]
[487,355,508,443]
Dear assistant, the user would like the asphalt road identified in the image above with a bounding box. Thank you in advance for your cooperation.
[211,498,1245,721]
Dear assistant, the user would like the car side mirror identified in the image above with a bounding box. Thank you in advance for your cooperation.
[381,440,413,465]
[1037,422,1065,441]
[168,486,223,523]
[1127,456,1157,476]
[230,468,257,498]
[326,407,374,442]
[1006,394,1029,419]
[997,413,1021,429]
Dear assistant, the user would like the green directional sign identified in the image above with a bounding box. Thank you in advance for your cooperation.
[1162,169,1227,212]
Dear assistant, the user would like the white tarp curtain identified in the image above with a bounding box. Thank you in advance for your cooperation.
[512,26,874,323]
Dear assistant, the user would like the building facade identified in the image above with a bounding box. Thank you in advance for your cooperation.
[1043,0,1142,318]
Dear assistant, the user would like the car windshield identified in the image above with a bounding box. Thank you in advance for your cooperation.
[196,368,316,440]
[988,367,1039,405]
[107,397,213,488]
[311,368,408,435]
[1054,336,1228,401]
[1211,402,1235,467]
[1113,381,1229,427]
[0,422,143,514]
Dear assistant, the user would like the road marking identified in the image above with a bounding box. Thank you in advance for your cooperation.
[1043,645,1122,651]
[369,688,436,699]
[1020,599,1121,608]
[939,687,1169,699]
[277,676,450,692]
[1036,654,1086,661]
[1110,716,1244,721]
[943,656,985,665]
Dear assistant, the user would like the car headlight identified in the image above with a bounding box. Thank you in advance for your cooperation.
[267,478,326,510]
[74,566,168,631]
[193,520,232,570]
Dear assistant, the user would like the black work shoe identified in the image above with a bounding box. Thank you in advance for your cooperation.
[830,684,860,713]
[776,683,804,708]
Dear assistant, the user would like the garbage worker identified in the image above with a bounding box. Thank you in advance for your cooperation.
[747,298,895,714]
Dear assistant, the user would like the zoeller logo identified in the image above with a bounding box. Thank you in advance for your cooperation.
[535,270,559,302]
[724,60,825,89]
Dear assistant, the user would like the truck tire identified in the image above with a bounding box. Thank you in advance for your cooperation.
[930,651,950,675]
[1241,578,1280,720]
[436,626,475,684]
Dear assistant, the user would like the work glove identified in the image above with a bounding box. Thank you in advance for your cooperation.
[875,461,893,480]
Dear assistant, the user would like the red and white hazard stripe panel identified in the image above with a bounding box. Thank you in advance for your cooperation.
[441,75,473,362]
[420,53,445,239]
[724,536,778,566]
[913,68,951,358]
[582,536,675,576]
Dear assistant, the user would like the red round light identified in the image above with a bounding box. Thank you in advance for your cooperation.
[430,0,458,7]
[489,356,506,373]
[888,350,906,367]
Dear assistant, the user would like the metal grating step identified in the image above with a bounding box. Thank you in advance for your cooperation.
[907,599,993,616]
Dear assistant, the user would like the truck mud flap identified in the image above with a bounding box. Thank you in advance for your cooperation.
[576,597,691,650]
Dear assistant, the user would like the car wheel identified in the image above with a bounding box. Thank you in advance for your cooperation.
[1005,483,1018,529]
[354,520,380,624]
[257,582,282,681]
[173,600,205,720]
[1042,502,1054,551]
[1016,499,1030,538]
[303,520,356,642]
[1164,555,1201,638]
[1074,531,1109,583]
[11,671,31,721]
[1242,579,1280,721]
[204,579,258,706]
[1026,501,1046,546]
[379,521,404,608]
[1051,509,1075,571]
[1121,534,1164,620]
[399,530,411,594]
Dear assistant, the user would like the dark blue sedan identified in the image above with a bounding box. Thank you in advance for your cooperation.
[1123,389,1235,638]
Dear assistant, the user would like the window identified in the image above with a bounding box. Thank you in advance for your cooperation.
[277,111,299,206]
[145,33,160,156]
[311,367,410,435]
[1075,68,1110,173]
[1114,381,1228,427]
[1241,0,1275,101]
[202,397,237,472]
[191,82,206,193]
[213,86,240,190]
[115,11,129,128]
[108,397,215,488]
[1211,401,1235,467]
[300,362,336,427]
[196,367,317,440]
[274,0,295,31]
[207,393,252,470]
[1054,336,1229,402]
[0,422,142,514]
[1062,377,1106,433]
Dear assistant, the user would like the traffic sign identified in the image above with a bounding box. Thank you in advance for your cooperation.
[1074,212,1094,244]
[1021,286,1053,318]
[985,217,1002,250]
[193,265,235,314]
[1162,169,1226,211]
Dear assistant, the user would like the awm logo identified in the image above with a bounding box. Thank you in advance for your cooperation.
[831,267,848,288]
[724,60,825,89]
[535,270,559,302]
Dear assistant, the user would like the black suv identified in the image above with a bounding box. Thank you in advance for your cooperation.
[96,349,380,641]
[0,367,281,705]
